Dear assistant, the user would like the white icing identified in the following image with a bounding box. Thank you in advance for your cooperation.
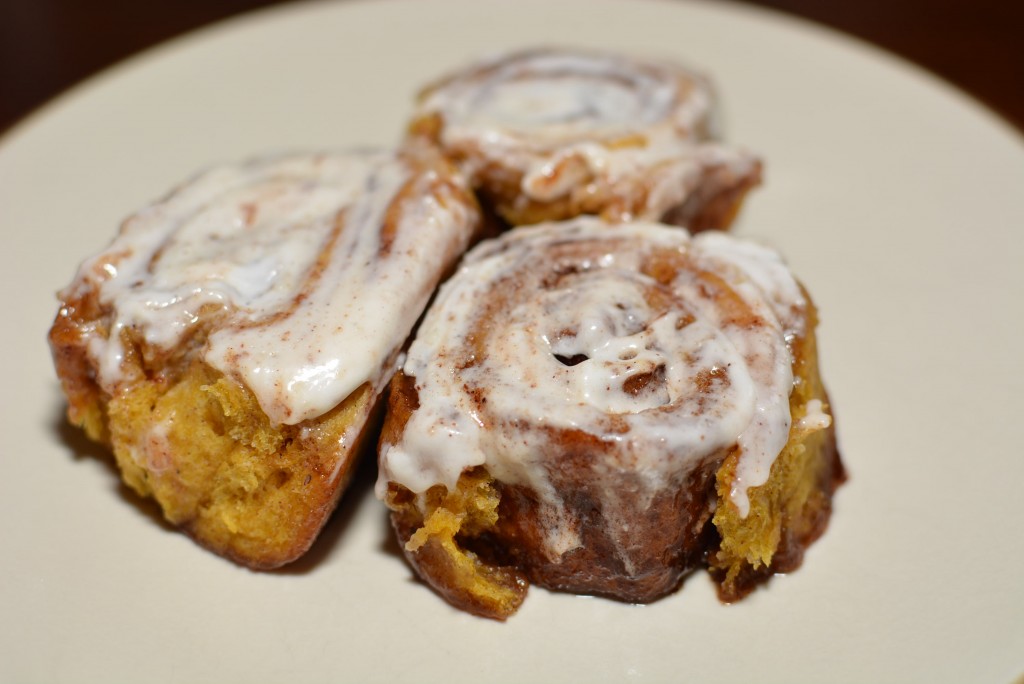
[63,151,477,425]
[798,399,833,431]
[415,48,758,218]
[142,422,174,474]
[423,50,699,148]
[377,218,808,548]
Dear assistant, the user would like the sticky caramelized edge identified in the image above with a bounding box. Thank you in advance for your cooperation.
[379,274,844,617]
[709,289,846,600]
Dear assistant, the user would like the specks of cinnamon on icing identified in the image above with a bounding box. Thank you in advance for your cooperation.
[377,218,812,530]
[61,151,478,426]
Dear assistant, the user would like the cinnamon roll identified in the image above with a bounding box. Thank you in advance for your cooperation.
[377,218,844,619]
[49,149,480,568]
[407,47,762,229]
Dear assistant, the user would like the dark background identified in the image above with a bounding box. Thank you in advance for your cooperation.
[1,0,1022,135]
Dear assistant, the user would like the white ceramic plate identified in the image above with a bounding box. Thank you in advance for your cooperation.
[2,1,1022,681]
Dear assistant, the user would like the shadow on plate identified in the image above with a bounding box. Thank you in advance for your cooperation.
[50,393,173,533]
[48,385,398,574]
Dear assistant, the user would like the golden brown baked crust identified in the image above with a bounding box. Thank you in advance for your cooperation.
[382,372,528,618]
[50,333,374,567]
[50,149,480,568]
[382,322,841,618]
[709,296,846,600]
[378,219,844,619]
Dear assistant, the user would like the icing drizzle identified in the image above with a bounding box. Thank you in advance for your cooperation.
[377,218,808,524]
[414,47,758,217]
[62,150,478,425]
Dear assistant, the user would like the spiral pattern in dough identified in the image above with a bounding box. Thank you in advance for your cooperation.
[408,47,762,227]
[60,149,479,426]
[379,218,808,528]
[49,148,482,569]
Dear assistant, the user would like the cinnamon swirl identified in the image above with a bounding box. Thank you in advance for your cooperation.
[407,47,762,229]
[49,148,480,568]
[377,218,843,619]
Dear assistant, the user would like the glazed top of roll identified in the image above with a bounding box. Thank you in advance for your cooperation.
[57,149,479,426]
[377,218,808,519]
[410,47,749,204]
[418,47,714,147]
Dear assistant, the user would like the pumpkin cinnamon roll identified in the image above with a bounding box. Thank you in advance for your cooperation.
[407,47,762,230]
[377,218,843,619]
[49,149,480,568]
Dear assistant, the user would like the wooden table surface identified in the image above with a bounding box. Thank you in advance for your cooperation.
[1,0,1021,136]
